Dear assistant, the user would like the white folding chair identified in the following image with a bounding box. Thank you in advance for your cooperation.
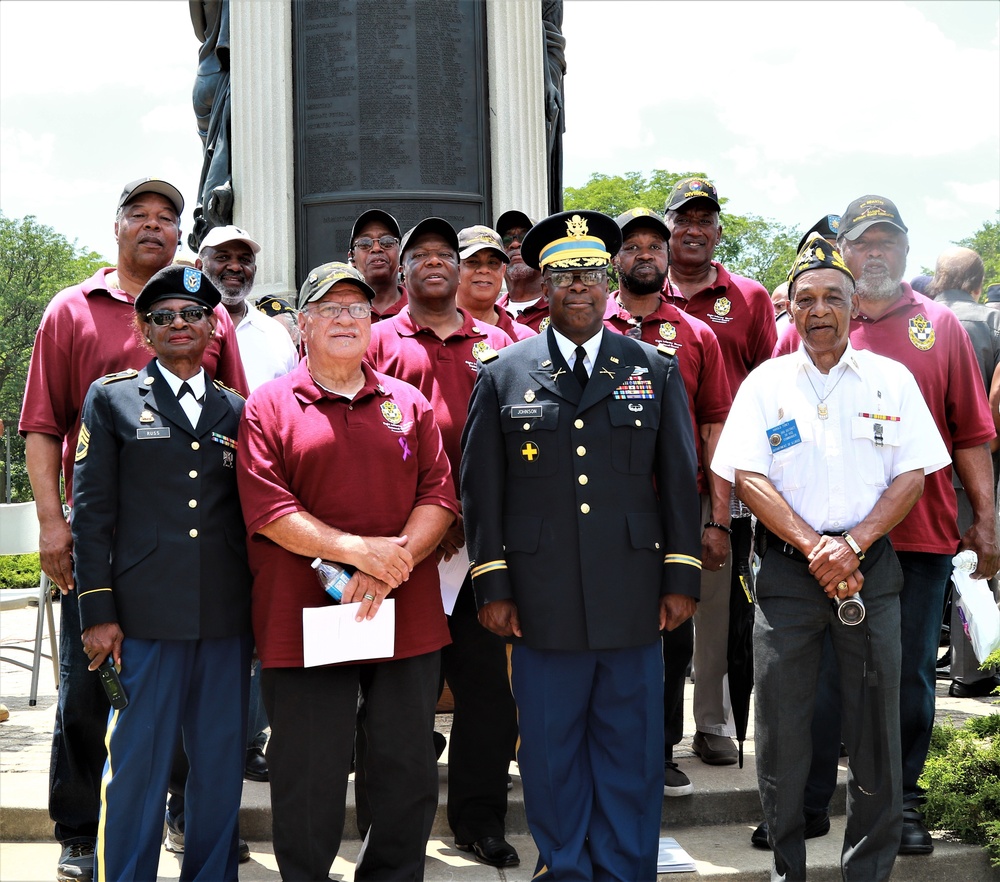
[0,501,59,706]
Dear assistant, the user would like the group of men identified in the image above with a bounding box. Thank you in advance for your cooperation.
[18,172,998,882]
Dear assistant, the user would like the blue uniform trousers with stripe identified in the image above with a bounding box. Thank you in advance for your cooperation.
[510,641,663,881]
[95,635,250,882]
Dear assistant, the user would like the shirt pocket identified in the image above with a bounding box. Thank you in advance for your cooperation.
[608,399,661,474]
[500,402,560,477]
[851,417,899,489]
[769,420,814,492]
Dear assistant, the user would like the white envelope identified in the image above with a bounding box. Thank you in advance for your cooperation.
[302,600,395,667]
[437,545,469,616]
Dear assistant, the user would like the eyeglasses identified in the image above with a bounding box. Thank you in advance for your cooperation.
[304,302,372,320]
[546,269,607,288]
[501,230,529,246]
[145,307,210,326]
[352,236,399,252]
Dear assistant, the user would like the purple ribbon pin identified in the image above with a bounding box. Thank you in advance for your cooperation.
[399,437,412,460]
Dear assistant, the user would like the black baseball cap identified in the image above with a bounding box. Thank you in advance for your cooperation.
[839,196,908,241]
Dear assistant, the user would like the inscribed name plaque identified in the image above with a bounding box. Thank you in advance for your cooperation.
[293,0,491,277]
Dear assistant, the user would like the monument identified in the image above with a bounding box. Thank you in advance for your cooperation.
[211,0,554,300]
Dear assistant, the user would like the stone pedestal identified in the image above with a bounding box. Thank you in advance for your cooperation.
[230,0,547,295]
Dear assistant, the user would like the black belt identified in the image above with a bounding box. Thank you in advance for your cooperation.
[763,529,886,565]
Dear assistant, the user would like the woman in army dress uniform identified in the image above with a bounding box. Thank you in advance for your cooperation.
[72,265,252,882]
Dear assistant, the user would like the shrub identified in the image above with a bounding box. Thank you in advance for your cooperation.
[0,553,41,589]
[920,713,1000,865]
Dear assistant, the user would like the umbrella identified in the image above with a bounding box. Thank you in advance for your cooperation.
[727,517,758,768]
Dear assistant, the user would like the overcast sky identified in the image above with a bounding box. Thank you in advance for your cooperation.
[1,0,997,280]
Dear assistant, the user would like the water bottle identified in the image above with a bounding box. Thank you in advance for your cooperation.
[311,558,354,602]
[953,550,978,573]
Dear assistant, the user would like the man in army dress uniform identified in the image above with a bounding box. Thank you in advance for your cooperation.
[461,210,702,880]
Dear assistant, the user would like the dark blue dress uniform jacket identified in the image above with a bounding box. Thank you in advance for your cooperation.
[73,360,251,640]
[461,330,702,651]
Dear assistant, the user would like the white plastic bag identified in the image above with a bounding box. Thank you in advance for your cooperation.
[953,557,1000,664]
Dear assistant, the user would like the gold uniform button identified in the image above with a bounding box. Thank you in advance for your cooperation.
[523,423,531,430]
[188,499,197,509]
[574,419,584,429]
[578,474,588,485]
[191,441,200,450]
[580,503,591,514]
[655,542,661,549]
[635,419,642,426]
[189,470,198,479]
[189,529,198,538]
[576,445,586,456]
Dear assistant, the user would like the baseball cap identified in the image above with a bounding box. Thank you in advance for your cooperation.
[350,209,401,244]
[199,224,261,255]
[117,177,184,217]
[615,208,671,241]
[838,196,908,241]
[298,262,376,309]
[458,225,509,262]
[495,210,535,236]
[665,177,721,212]
[398,218,460,259]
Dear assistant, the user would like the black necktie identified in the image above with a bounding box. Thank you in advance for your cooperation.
[573,346,589,388]
[176,381,195,400]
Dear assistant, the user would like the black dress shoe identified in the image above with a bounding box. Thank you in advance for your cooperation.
[750,811,830,849]
[244,746,269,782]
[239,838,251,863]
[948,675,1000,698]
[899,809,934,854]
[456,836,520,868]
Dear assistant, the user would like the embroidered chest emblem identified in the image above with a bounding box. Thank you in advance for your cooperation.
[908,314,935,351]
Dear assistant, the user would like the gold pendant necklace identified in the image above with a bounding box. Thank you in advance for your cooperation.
[804,367,846,420]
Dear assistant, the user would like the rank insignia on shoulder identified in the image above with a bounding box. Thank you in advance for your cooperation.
[75,423,90,462]
[657,344,677,358]
[472,341,499,363]
[213,380,246,400]
[101,369,139,384]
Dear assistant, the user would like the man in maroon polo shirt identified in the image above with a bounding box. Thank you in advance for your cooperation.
[456,224,536,342]
[236,262,457,879]
[662,177,776,766]
[347,208,407,321]
[603,207,732,795]
[496,209,550,333]
[367,217,520,868]
[772,194,998,854]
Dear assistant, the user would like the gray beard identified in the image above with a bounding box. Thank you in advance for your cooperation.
[206,272,254,307]
[855,267,903,302]
[506,262,539,283]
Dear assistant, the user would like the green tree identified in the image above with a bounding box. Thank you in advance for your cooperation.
[0,213,106,501]
[956,213,1000,288]
[564,170,799,294]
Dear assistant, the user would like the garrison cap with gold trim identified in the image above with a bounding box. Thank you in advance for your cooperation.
[788,232,855,288]
[520,210,622,271]
[298,261,376,309]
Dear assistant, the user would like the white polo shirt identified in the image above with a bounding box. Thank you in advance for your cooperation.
[236,303,299,391]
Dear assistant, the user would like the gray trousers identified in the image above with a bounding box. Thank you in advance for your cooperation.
[754,540,902,882]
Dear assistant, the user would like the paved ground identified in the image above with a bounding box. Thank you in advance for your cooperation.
[2,594,997,881]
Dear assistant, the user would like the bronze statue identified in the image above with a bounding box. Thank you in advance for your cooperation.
[542,1,566,215]
[189,0,233,252]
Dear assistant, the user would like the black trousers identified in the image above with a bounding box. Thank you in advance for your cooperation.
[262,652,440,882]
[439,578,517,843]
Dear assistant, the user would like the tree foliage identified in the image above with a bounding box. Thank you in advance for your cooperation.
[0,213,106,501]
[956,212,1000,289]
[564,170,800,294]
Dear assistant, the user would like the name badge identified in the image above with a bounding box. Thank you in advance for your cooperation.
[510,405,543,419]
[766,419,801,452]
[137,427,170,440]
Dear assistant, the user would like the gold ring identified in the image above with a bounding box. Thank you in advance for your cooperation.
[363,593,376,601]
[837,581,848,592]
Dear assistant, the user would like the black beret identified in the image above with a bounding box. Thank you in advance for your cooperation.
[134,266,221,314]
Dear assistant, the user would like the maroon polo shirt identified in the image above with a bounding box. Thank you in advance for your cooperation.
[493,306,537,341]
[666,262,775,393]
[371,284,408,322]
[367,306,514,486]
[498,293,551,334]
[237,361,458,667]
[604,293,732,493]
[774,283,994,554]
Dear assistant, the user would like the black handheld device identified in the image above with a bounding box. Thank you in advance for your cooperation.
[98,656,128,710]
